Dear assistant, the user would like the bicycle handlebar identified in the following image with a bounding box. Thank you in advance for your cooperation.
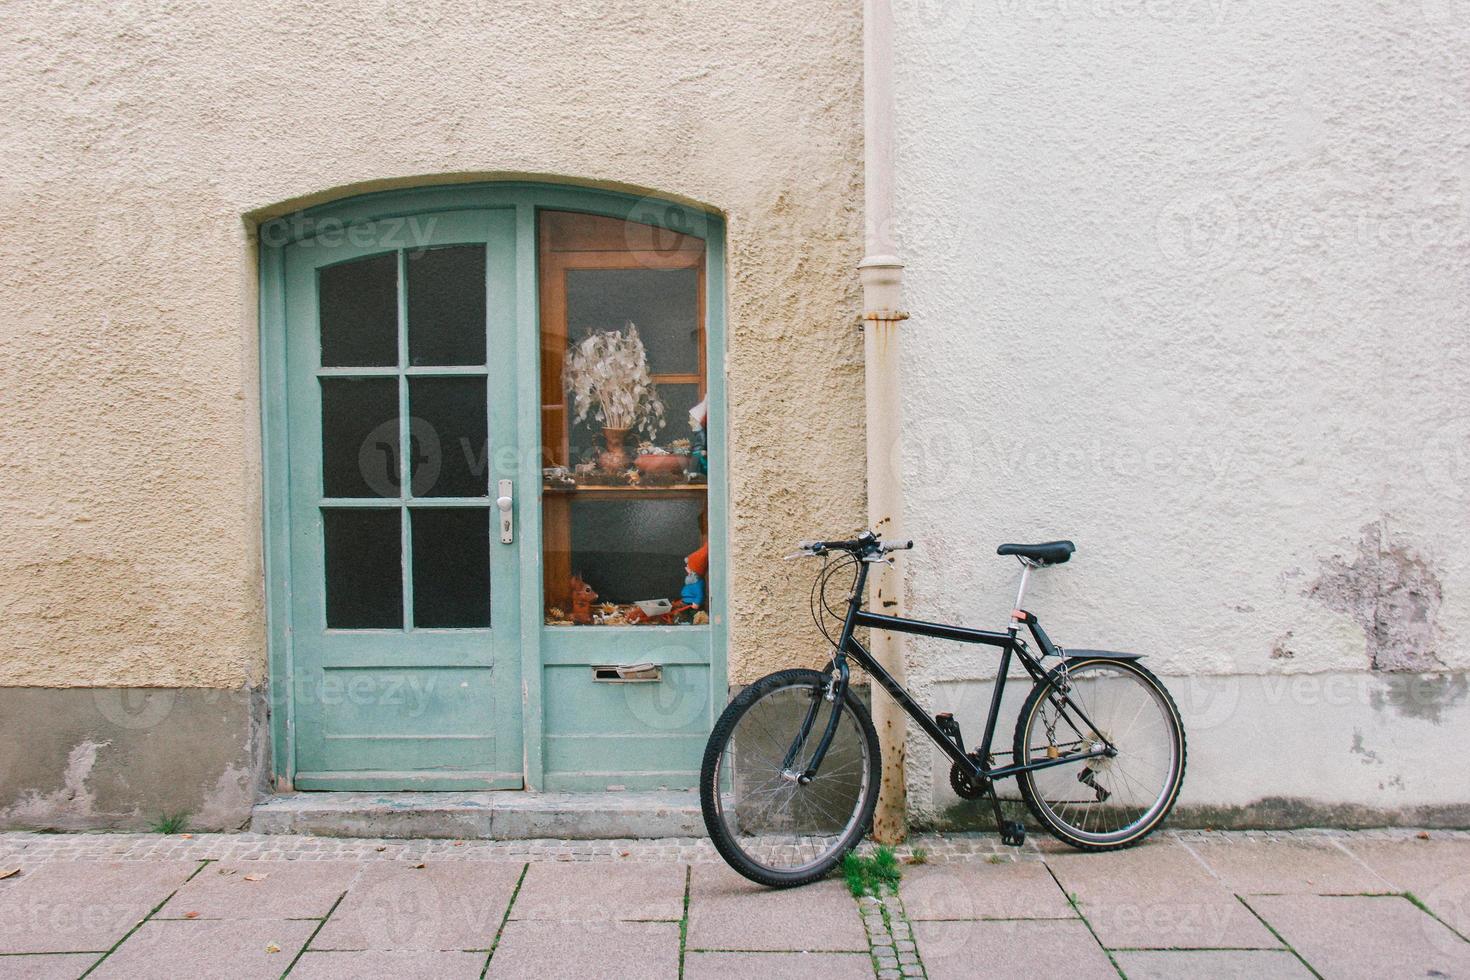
[794,533,914,557]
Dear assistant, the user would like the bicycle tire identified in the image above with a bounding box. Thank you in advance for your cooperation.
[1013,657,1187,851]
[700,668,882,888]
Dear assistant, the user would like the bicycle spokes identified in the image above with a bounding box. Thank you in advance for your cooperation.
[705,672,877,880]
[1017,661,1183,845]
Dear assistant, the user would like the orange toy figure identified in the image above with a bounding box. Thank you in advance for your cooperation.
[570,574,599,625]
[681,541,709,610]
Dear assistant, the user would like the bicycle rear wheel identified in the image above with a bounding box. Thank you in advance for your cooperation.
[1014,658,1186,850]
[700,668,881,888]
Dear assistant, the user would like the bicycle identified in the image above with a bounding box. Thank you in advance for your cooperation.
[700,530,1187,888]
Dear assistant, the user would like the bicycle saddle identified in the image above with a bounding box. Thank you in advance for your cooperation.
[996,540,1075,565]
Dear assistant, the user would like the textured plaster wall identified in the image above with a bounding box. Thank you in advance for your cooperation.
[893,1,1470,820]
[0,0,866,689]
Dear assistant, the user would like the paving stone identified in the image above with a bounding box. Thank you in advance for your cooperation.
[1346,838,1470,935]
[0,861,200,953]
[0,953,100,979]
[158,861,358,920]
[311,862,522,951]
[1112,948,1314,979]
[89,918,316,980]
[686,867,867,952]
[288,949,487,979]
[1186,839,1394,895]
[901,860,1075,920]
[1044,841,1278,949]
[486,920,678,979]
[1247,894,1470,979]
[510,861,685,921]
[913,918,1115,980]
[683,950,874,979]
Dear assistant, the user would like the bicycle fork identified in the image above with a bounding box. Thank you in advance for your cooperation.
[782,659,850,785]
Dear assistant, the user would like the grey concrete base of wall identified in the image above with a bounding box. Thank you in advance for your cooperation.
[0,686,269,832]
[928,796,1470,833]
[915,669,1470,832]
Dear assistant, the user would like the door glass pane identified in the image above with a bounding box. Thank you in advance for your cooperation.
[407,245,487,366]
[321,377,399,498]
[323,508,402,628]
[566,268,698,375]
[540,211,708,627]
[411,508,490,628]
[408,377,488,497]
[319,253,398,367]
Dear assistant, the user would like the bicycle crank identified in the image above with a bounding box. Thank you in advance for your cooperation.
[949,752,990,800]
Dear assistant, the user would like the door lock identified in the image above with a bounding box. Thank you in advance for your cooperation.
[497,480,513,544]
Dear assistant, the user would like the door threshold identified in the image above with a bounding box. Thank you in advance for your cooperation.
[249,789,704,840]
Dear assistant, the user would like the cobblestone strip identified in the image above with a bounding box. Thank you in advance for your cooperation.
[859,892,926,980]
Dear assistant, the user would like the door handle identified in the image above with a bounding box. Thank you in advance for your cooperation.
[497,479,513,544]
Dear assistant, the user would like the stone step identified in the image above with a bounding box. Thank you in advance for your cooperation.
[249,790,706,840]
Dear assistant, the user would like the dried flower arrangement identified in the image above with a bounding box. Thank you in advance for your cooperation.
[564,322,665,438]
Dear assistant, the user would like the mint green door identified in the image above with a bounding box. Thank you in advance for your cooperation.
[282,209,523,789]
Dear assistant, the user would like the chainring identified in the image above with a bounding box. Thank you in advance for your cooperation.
[949,753,991,800]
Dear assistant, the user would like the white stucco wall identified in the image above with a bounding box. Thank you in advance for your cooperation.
[893,1,1470,823]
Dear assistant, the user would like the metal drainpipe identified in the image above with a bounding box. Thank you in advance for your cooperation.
[860,0,909,845]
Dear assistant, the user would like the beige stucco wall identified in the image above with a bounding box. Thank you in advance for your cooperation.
[0,0,865,688]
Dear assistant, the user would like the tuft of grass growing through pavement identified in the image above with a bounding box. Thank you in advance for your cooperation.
[149,812,189,835]
[906,848,929,866]
[842,846,902,897]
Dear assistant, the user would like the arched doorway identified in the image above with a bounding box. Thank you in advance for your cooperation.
[259,184,727,791]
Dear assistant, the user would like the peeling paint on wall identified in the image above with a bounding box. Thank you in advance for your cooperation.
[1308,522,1443,672]
[0,739,109,826]
[1370,673,1470,725]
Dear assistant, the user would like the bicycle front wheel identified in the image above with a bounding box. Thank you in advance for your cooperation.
[1014,658,1186,850]
[700,668,881,888]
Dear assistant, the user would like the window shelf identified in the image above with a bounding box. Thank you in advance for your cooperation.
[542,483,707,499]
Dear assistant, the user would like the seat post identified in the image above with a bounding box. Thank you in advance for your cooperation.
[1012,561,1033,614]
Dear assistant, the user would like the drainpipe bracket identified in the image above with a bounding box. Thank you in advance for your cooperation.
[862,310,910,323]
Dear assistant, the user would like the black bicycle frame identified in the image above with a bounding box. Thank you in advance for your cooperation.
[800,559,1115,783]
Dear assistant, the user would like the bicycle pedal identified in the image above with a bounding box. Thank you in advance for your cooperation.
[934,712,964,752]
[1000,820,1027,847]
[1077,766,1112,803]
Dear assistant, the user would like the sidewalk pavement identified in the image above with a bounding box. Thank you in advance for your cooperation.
[0,828,1467,979]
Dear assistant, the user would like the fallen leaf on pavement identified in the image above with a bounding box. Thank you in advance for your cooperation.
[265,943,281,954]
[1417,831,1431,840]
[217,868,238,876]
[243,874,269,882]
[412,863,426,869]
[183,912,200,919]
[0,869,20,881]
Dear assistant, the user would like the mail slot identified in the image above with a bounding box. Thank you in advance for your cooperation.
[592,663,663,683]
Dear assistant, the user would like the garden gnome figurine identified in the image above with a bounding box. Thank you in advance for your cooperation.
[681,542,709,610]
